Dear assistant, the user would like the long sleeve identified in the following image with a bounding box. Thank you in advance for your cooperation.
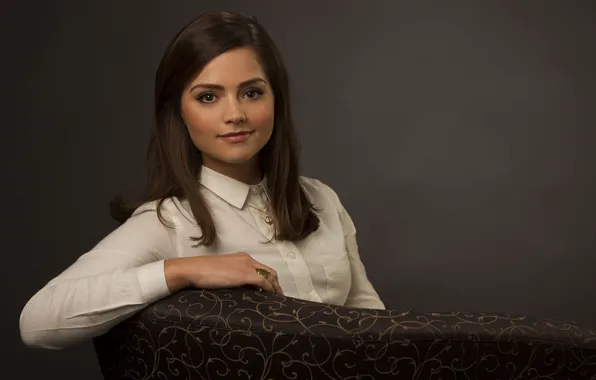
[320,182,385,309]
[340,205,386,309]
[19,202,177,349]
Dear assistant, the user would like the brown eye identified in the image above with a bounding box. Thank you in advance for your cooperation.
[197,92,217,103]
[244,88,263,100]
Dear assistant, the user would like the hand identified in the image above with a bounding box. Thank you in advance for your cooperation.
[164,252,283,295]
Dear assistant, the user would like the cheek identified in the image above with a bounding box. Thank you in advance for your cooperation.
[180,110,216,154]
[182,104,216,136]
[248,102,275,131]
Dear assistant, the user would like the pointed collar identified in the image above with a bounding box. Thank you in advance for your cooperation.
[199,166,266,209]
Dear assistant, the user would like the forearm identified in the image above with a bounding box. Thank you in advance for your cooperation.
[164,257,191,293]
[20,260,170,349]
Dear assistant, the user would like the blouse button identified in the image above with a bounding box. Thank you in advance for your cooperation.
[287,252,296,259]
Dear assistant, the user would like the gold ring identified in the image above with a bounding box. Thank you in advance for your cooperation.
[255,268,270,279]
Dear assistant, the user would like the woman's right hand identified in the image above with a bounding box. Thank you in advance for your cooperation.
[164,252,283,295]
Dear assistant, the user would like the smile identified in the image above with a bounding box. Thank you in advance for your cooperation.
[218,130,254,143]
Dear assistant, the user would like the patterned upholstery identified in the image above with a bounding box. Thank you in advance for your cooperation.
[93,288,596,379]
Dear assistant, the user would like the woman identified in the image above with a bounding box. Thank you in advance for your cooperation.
[19,11,384,350]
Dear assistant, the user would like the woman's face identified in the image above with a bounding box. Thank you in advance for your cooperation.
[180,47,275,178]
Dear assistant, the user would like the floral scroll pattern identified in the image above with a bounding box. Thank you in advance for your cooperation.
[94,289,596,379]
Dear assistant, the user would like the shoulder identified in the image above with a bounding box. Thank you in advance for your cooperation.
[129,196,193,226]
[300,176,343,211]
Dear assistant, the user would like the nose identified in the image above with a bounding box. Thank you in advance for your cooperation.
[224,98,247,124]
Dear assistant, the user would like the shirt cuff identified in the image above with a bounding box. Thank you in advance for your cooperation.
[136,260,172,303]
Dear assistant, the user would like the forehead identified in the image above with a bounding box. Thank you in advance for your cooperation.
[191,47,266,87]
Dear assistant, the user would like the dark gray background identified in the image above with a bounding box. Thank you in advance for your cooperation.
[4,1,595,378]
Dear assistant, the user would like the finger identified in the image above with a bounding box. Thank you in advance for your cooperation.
[258,276,276,293]
[260,276,284,296]
[262,268,283,295]
[270,278,284,295]
[252,262,281,294]
[251,273,275,293]
[253,263,277,280]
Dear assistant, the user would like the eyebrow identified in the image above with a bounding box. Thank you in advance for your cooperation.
[189,77,267,93]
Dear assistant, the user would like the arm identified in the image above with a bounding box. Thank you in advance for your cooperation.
[321,183,385,309]
[19,202,178,350]
[339,204,386,309]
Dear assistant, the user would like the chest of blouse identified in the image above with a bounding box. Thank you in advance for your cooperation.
[167,186,352,304]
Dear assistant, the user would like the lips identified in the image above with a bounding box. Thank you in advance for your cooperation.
[219,131,253,137]
[218,130,254,143]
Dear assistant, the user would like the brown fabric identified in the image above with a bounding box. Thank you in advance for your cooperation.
[93,288,596,379]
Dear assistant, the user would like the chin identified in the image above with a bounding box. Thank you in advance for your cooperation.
[220,153,259,165]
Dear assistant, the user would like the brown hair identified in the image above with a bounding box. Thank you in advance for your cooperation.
[110,11,320,246]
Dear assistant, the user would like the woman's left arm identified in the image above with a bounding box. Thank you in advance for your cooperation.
[338,203,386,309]
[321,182,386,309]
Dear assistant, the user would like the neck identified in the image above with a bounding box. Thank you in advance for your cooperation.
[202,157,262,185]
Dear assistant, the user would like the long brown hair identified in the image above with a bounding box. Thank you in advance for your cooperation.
[110,11,320,246]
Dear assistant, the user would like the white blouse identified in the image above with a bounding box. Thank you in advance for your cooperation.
[19,166,385,349]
